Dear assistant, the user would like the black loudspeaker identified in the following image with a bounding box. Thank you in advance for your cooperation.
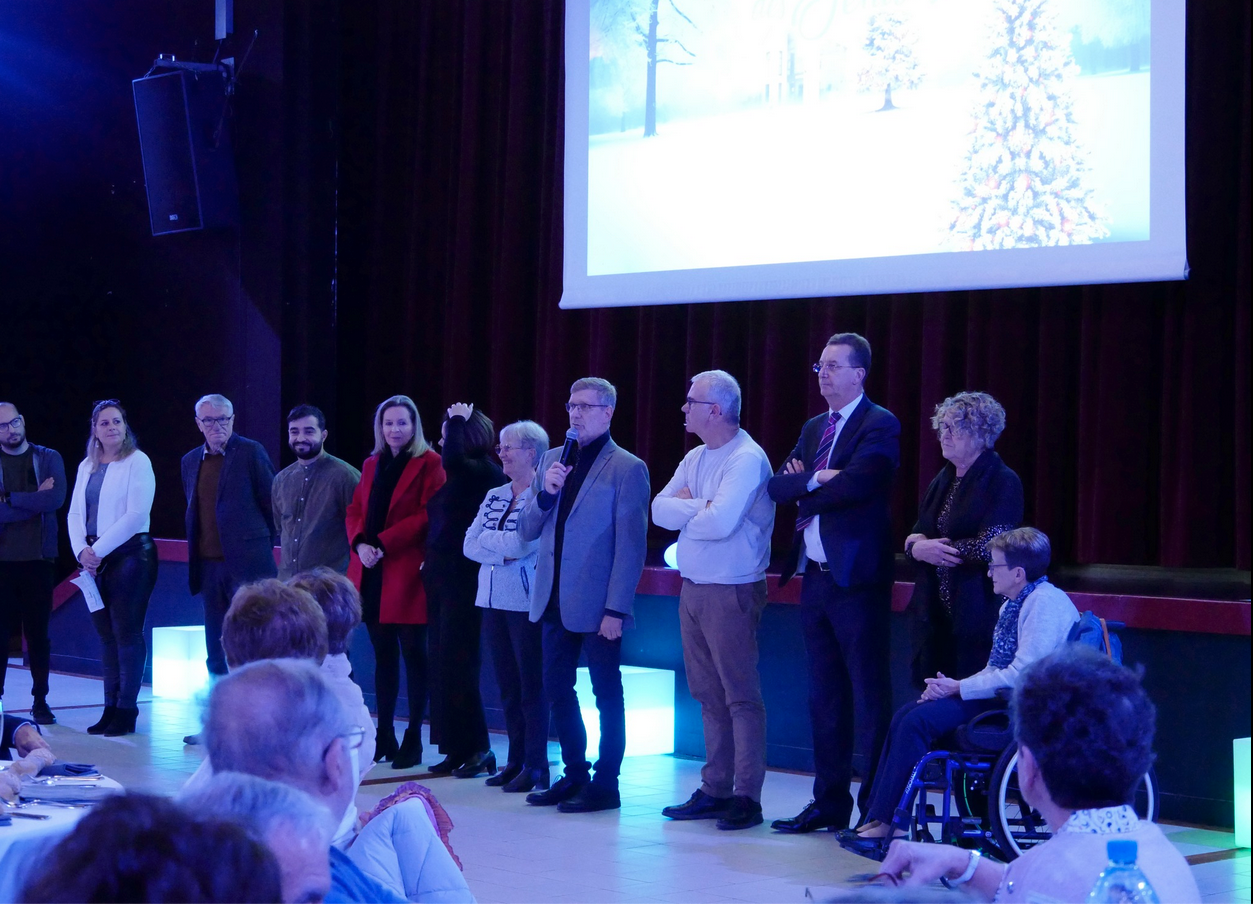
[132,70,239,236]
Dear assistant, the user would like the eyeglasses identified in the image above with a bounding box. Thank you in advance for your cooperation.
[197,415,234,428]
[0,416,22,433]
[565,403,610,414]
[494,443,529,455]
[684,398,716,408]
[936,423,967,438]
[812,362,859,375]
[326,727,366,756]
[987,562,1014,572]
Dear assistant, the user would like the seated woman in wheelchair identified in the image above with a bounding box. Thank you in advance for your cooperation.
[844,527,1077,849]
[876,645,1200,902]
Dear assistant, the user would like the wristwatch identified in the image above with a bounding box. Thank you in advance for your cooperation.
[942,849,981,888]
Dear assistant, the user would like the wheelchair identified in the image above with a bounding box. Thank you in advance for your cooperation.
[881,689,1160,861]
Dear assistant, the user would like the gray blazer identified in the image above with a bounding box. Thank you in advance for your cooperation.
[518,437,650,633]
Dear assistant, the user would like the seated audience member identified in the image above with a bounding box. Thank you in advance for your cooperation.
[1,713,56,801]
[204,658,474,904]
[289,567,377,768]
[182,578,331,795]
[19,792,282,903]
[878,646,1202,903]
[182,771,335,904]
[844,527,1078,851]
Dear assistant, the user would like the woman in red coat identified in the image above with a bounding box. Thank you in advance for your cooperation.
[347,394,446,769]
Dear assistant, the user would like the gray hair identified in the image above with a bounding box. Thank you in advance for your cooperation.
[930,391,1007,449]
[499,420,550,467]
[569,377,617,408]
[691,370,742,424]
[180,771,333,846]
[371,394,431,458]
[203,659,352,795]
[195,394,234,416]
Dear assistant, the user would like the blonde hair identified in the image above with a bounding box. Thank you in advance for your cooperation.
[86,400,139,472]
[371,395,430,458]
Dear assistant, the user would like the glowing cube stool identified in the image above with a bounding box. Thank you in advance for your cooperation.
[574,665,674,757]
[152,626,210,700]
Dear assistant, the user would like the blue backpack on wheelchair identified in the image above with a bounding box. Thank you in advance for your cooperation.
[1068,610,1123,663]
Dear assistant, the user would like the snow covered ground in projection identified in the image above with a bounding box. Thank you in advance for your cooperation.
[586,72,1148,276]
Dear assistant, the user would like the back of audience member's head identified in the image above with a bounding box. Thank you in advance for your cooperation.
[222,579,329,669]
[204,658,352,797]
[20,792,281,903]
[287,568,362,656]
[181,772,333,904]
[1013,644,1156,809]
[987,526,1051,581]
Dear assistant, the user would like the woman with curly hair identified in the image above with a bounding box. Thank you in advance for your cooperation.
[905,391,1023,679]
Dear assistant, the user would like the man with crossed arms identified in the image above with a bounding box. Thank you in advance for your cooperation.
[653,370,775,831]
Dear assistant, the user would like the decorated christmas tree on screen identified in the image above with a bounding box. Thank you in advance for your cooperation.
[949,0,1107,250]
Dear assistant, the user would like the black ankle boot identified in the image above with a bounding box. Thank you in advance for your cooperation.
[87,706,118,735]
[102,707,139,736]
[31,698,56,725]
[391,728,424,770]
[375,725,400,762]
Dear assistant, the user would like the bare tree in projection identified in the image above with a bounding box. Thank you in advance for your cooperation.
[594,0,697,137]
[857,14,922,111]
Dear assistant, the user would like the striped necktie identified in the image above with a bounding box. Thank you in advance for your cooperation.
[795,412,841,534]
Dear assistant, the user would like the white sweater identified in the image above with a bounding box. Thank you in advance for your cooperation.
[960,580,1079,700]
[67,451,156,559]
[651,429,776,585]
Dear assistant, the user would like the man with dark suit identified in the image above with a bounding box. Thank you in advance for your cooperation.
[181,394,278,691]
[518,377,650,814]
[767,333,900,834]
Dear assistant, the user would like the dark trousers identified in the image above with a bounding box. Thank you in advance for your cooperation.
[89,535,158,709]
[865,695,1000,825]
[424,556,489,757]
[799,567,892,826]
[483,607,548,770]
[0,560,54,698]
[541,601,625,791]
[367,621,428,733]
[198,560,240,677]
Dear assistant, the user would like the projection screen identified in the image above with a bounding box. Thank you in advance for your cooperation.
[562,0,1186,309]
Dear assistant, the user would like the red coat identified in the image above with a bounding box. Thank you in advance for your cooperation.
[346,449,445,624]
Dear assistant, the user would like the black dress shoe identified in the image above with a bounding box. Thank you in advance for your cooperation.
[31,699,56,725]
[526,775,586,806]
[183,733,202,746]
[428,754,467,775]
[837,832,892,862]
[770,800,845,834]
[485,762,523,787]
[452,750,496,778]
[87,706,118,735]
[662,789,734,820]
[503,767,550,793]
[716,796,764,831]
[557,783,621,813]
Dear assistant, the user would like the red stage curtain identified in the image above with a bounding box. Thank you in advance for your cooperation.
[333,1,1250,569]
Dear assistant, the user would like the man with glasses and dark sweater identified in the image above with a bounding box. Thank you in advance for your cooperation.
[0,402,66,725]
[518,377,650,814]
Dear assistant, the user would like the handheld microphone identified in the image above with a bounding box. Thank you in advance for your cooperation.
[559,428,579,467]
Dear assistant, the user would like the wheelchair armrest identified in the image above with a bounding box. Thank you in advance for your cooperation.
[955,707,1013,754]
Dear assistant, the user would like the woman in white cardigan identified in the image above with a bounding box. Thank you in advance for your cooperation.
[67,400,158,736]
[844,527,1079,851]
[462,419,550,793]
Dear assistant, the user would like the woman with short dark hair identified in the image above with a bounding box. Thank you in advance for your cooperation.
[67,400,158,737]
[423,403,506,777]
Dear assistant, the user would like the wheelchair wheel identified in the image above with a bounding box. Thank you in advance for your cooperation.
[987,746,1161,859]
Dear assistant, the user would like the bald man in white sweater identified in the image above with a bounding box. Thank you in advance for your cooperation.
[652,370,776,831]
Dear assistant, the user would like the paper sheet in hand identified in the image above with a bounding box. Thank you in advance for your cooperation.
[71,571,104,612]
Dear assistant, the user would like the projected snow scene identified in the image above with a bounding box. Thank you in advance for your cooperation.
[585,0,1150,276]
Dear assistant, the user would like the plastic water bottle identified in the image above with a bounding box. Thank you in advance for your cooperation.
[1086,839,1161,903]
